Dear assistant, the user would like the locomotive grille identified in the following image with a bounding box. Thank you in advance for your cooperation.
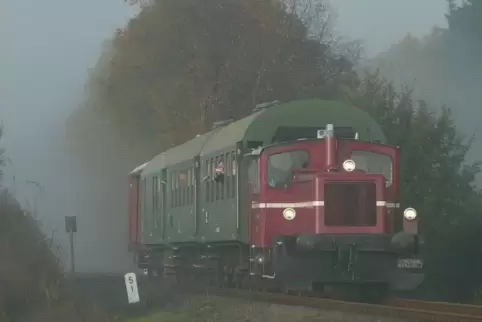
[324,182,377,227]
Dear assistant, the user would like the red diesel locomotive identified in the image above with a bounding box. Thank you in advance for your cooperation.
[127,99,424,300]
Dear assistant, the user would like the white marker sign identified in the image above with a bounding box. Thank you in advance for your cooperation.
[124,272,140,304]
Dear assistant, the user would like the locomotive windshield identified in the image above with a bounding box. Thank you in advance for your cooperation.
[350,150,393,186]
[267,150,309,188]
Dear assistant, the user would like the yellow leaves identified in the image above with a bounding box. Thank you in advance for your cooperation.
[73,0,355,154]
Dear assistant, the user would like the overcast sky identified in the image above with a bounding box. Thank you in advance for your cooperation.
[0,1,132,191]
[330,0,448,56]
[0,0,448,272]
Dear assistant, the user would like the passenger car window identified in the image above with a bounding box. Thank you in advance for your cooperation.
[267,150,309,188]
[350,150,393,187]
[248,157,259,193]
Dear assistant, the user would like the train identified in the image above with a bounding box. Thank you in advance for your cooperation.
[127,99,424,300]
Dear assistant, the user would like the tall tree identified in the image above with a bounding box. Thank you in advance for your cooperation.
[346,72,482,300]
[73,0,355,151]
[447,0,482,43]
[372,0,482,188]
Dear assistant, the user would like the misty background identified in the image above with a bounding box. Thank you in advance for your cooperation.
[0,0,467,273]
[0,0,135,271]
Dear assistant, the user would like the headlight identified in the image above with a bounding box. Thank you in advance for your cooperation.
[252,254,264,263]
[342,159,356,172]
[403,207,417,221]
[283,208,296,220]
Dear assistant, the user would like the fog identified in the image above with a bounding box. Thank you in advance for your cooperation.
[330,0,447,57]
[0,0,134,272]
[342,0,482,185]
[0,0,461,273]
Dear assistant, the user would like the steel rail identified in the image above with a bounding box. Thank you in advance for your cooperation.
[387,298,482,318]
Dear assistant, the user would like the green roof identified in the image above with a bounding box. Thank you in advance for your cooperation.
[141,99,385,177]
[142,132,217,176]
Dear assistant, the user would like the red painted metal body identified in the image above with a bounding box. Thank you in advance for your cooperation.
[249,138,410,247]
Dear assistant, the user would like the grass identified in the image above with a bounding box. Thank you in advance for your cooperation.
[127,311,189,322]
[124,295,229,322]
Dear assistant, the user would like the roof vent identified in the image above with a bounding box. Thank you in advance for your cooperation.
[211,118,234,130]
[253,100,280,113]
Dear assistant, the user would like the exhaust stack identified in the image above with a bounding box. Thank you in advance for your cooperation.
[325,124,336,171]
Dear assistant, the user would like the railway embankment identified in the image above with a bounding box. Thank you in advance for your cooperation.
[63,274,412,322]
[127,293,411,322]
[0,191,127,322]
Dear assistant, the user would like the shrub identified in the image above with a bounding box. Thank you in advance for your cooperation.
[0,190,63,319]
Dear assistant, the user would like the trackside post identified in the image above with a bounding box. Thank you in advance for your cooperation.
[64,216,77,274]
[125,272,140,304]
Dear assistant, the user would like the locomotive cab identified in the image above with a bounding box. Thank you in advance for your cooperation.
[247,124,424,296]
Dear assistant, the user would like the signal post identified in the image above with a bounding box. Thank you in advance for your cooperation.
[65,216,77,274]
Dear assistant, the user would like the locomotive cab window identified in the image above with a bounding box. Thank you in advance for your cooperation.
[350,150,393,187]
[267,150,309,188]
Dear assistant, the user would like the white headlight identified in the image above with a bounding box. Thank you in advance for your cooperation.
[283,208,296,220]
[403,207,417,221]
[343,159,356,172]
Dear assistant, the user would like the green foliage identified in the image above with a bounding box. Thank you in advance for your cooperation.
[349,73,479,213]
[445,0,482,73]
[0,191,64,319]
[368,2,482,299]
[373,0,482,142]
[446,0,482,44]
[347,71,482,300]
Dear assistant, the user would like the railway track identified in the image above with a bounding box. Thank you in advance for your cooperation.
[198,287,482,322]
[387,298,482,319]
[66,273,482,321]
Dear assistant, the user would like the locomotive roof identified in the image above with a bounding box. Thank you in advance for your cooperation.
[200,99,385,156]
[141,99,385,177]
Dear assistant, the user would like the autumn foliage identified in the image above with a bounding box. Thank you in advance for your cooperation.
[81,0,357,150]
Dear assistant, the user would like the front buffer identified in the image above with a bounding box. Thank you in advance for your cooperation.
[251,233,424,300]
